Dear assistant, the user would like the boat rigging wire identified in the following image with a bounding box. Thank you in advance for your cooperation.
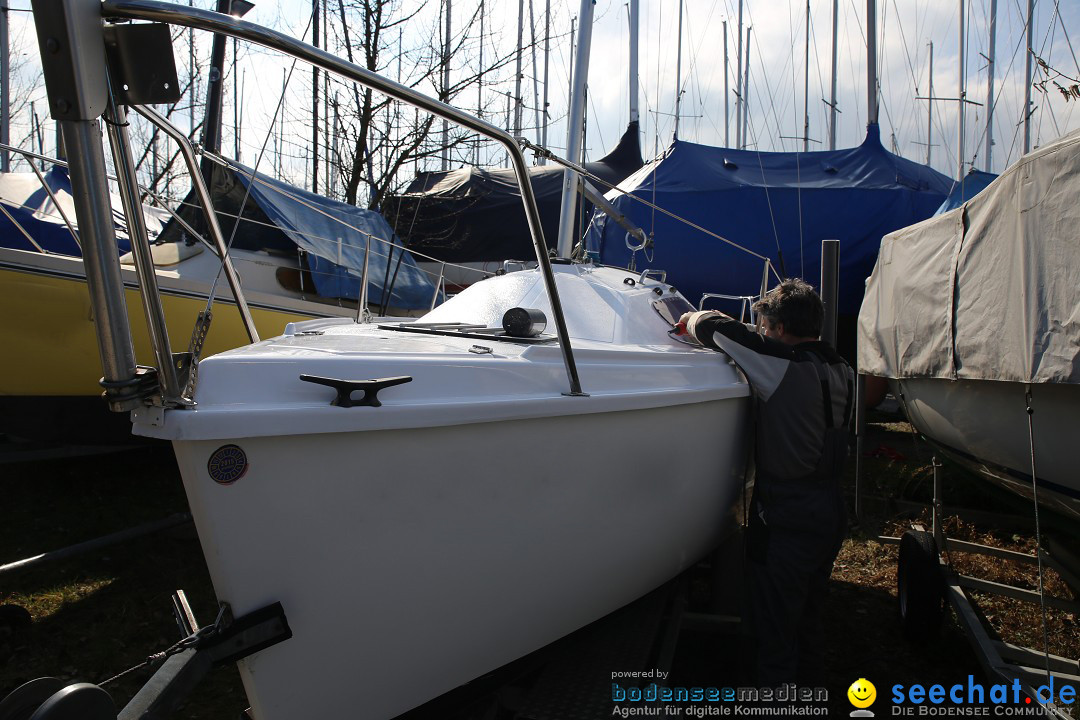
[202,18,312,317]
[522,138,779,273]
[746,123,784,275]
[198,152,489,283]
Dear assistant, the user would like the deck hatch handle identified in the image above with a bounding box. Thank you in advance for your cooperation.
[299,374,413,408]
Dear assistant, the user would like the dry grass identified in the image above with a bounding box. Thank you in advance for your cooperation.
[1,415,1078,718]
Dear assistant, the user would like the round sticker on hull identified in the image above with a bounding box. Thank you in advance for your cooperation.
[207,444,248,485]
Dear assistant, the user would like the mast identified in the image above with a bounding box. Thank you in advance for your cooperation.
[673,0,684,139]
[721,21,730,147]
[513,0,524,139]
[736,0,743,148]
[323,0,329,190]
[742,27,751,148]
[477,0,484,165]
[529,0,541,144]
[957,0,965,177]
[926,41,934,165]
[556,0,594,258]
[803,0,810,152]
[332,92,339,197]
[441,0,451,170]
[189,0,194,142]
[1023,0,1033,153]
[629,0,639,126]
[723,20,729,147]
[984,0,996,170]
[233,38,240,159]
[829,0,838,149]
[866,0,878,126]
[541,0,550,160]
[0,0,8,172]
[202,0,234,178]
[312,0,319,192]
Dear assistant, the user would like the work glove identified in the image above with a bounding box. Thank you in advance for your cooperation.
[677,310,726,340]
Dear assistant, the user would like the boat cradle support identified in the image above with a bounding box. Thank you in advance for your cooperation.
[30,0,586,407]
[856,446,1080,718]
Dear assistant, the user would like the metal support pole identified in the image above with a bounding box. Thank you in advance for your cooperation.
[829,0,838,150]
[312,0,319,193]
[528,0,541,145]
[0,514,191,577]
[1023,0,1034,154]
[541,0,550,157]
[202,0,231,179]
[723,21,729,147]
[854,373,867,522]
[0,0,8,173]
[104,96,182,401]
[820,238,839,347]
[133,106,258,343]
[60,120,141,411]
[513,0,524,139]
[866,0,878,126]
[430,263,445,311]
[555,0,594,258]
[985,0,996,171]
[736,0,743,148]
[355,239,370,323]
[957,0,966,178]
[628,0,638,126]
[926,41,934,166]
[742,28,751,148]
[673,0,683,140]
[441,0,450,170]
[803,0,810,152]
[932,456,944,552]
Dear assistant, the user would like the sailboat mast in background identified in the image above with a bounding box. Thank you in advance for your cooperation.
[556,0,594,258]
[984,0,996,171]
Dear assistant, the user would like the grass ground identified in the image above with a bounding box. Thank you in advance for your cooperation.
[0,409,1077,718]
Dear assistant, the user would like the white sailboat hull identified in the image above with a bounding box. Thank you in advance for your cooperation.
[893,377,1080,523]
[137,264,752,718]
[170,398,746,720]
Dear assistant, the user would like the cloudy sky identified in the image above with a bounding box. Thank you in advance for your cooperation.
[8,0,1080,189]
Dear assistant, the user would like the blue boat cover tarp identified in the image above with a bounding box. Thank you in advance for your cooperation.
[0,165,135,255]
[230,166,438,310]
[157,162,439,311]
[934,170,997,215]
[585,125,954,315]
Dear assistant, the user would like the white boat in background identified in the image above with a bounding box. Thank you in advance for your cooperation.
[859,129,1080,524]
[24,1,754,717]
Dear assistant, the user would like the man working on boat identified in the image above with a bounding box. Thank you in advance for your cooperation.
[678,279,852,687]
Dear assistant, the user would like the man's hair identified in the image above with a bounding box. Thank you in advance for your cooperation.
[751,278,823,339]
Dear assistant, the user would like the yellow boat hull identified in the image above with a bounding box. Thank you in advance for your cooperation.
[1,265,314,397]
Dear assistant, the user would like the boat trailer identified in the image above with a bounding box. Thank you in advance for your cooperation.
[854,384,1080,719]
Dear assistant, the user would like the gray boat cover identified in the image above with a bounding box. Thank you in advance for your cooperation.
[858,128,1080,385]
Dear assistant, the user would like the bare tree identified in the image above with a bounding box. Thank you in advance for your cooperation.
[327,0,527,210]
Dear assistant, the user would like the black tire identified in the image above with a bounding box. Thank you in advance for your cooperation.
[0,678,63,720]
[897,529,944,642]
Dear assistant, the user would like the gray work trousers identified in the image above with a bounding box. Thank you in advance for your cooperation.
[746,479,846,687]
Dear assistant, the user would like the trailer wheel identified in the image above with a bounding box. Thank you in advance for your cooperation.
[0,677,62,720]
[897,530,944,642]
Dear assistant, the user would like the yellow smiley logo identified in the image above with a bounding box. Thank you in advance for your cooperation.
[848,678,877,709]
